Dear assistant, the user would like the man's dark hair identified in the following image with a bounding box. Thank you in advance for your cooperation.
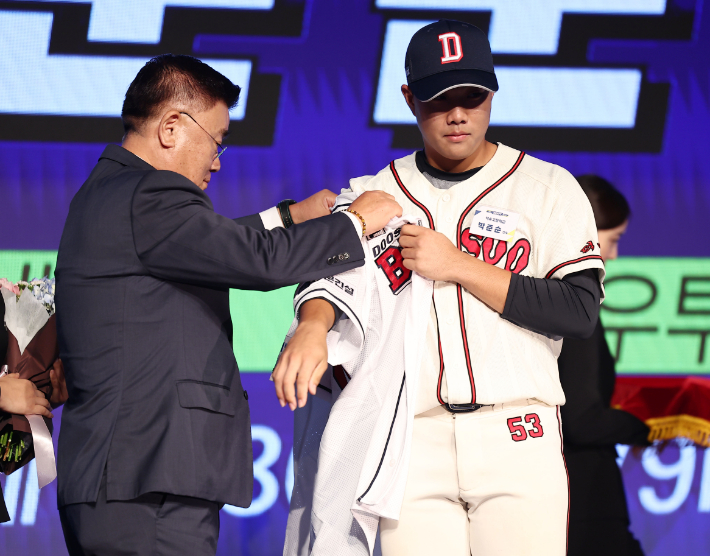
[576,174,631,230]
[121,54,241,133]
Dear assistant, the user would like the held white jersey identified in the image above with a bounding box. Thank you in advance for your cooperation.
[349,144,605,412]
[283,205,433,556]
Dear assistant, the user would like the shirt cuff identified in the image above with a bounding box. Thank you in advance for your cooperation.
[342,210,364,237]
[259,206,283,230]
[261,205,363,236]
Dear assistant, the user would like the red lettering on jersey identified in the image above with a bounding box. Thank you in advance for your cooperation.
[504,239,531,274]
[460,228,482,257]
[482,237,507,265]
[376,246,412,294]
[580,241,595,253]
[438,32,463,64]
[461,229,531,274]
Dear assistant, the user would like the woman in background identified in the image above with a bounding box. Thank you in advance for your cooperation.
[0,292,67,523]
[559,175,650,556]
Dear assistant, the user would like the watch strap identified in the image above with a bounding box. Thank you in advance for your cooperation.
[277,199,297,229]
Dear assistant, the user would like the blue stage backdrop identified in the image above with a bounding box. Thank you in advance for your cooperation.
[1,0,709,554]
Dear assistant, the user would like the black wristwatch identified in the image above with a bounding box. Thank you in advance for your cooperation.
[277,199,297,228]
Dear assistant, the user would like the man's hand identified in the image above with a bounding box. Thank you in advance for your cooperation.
[349,191,402,235]
[50,359,68,408]
[399,225,461,281]
[290,189,338,224]
[272,299,335,410]
[0,374,53,418]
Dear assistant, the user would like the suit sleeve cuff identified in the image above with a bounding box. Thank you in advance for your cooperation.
[263,206,363,237]
[259,206,283,230]
[342,210,363,237]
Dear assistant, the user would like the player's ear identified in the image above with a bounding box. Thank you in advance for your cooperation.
[401,85,416,117]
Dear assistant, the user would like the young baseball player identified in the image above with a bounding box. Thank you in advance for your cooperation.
[274,20,605,556]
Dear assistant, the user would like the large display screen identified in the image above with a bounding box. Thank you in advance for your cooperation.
[1,0,709,554]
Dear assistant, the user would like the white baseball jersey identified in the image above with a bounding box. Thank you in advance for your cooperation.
[349,143,605,414]
[283,207,434,556]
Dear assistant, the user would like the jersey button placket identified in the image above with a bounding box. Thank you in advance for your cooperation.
[435,192,470,406]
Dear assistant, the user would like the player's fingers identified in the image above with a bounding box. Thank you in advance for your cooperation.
[281,357,304,410]
[399,224,421,236]
[295,364,315,409]
[400,247,416,259]
[272,353,291,407]
[282,373,298,411]
[308,360,329,398]
[272,354,285,394]
[294,353,324,409]
[398,235,417,248]
[402,259,416,271]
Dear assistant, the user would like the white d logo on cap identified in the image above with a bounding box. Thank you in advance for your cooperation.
[438,32,463,64]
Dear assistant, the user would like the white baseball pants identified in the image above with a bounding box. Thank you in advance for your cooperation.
[380,401,569,556]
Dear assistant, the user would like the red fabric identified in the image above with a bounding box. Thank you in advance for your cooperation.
[611,376,710,423]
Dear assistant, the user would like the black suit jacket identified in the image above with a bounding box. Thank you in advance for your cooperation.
[559,319,650,522]
[55,145,364,508]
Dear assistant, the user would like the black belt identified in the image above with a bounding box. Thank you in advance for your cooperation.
[442,403,492,414]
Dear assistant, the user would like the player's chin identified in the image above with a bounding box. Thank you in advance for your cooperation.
[438,138,477,160]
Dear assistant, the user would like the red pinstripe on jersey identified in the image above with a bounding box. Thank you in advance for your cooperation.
[556,405,571,554]
[455,151,526,403]
[545,255,603,279]
[388,161,446,404]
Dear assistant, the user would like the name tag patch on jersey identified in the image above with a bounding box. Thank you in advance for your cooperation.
[470,206,520,242]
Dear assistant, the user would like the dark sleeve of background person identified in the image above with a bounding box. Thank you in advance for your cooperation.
[558,319,650,447]
[502,269,601,340]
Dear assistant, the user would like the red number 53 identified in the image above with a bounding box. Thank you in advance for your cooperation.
[507,413,544,442]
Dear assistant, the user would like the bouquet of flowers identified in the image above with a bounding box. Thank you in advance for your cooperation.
[0,277,57,487]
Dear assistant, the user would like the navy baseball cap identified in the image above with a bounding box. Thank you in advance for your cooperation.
[405,20,498,102]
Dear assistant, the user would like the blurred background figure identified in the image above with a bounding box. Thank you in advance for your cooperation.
[559,175,650,556]
[0,296,56,523]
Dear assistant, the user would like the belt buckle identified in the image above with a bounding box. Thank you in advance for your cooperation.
[444,403,485,414]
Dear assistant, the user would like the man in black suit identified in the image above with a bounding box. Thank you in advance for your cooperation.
[55,54,401,555]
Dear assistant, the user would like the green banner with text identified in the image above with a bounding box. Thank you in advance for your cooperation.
[1,251,708,374]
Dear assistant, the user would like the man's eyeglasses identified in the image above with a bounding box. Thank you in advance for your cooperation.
[179,112,227,159]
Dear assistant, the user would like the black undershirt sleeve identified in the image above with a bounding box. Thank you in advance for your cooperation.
[315,270,601,335]
[501,269,601,340]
